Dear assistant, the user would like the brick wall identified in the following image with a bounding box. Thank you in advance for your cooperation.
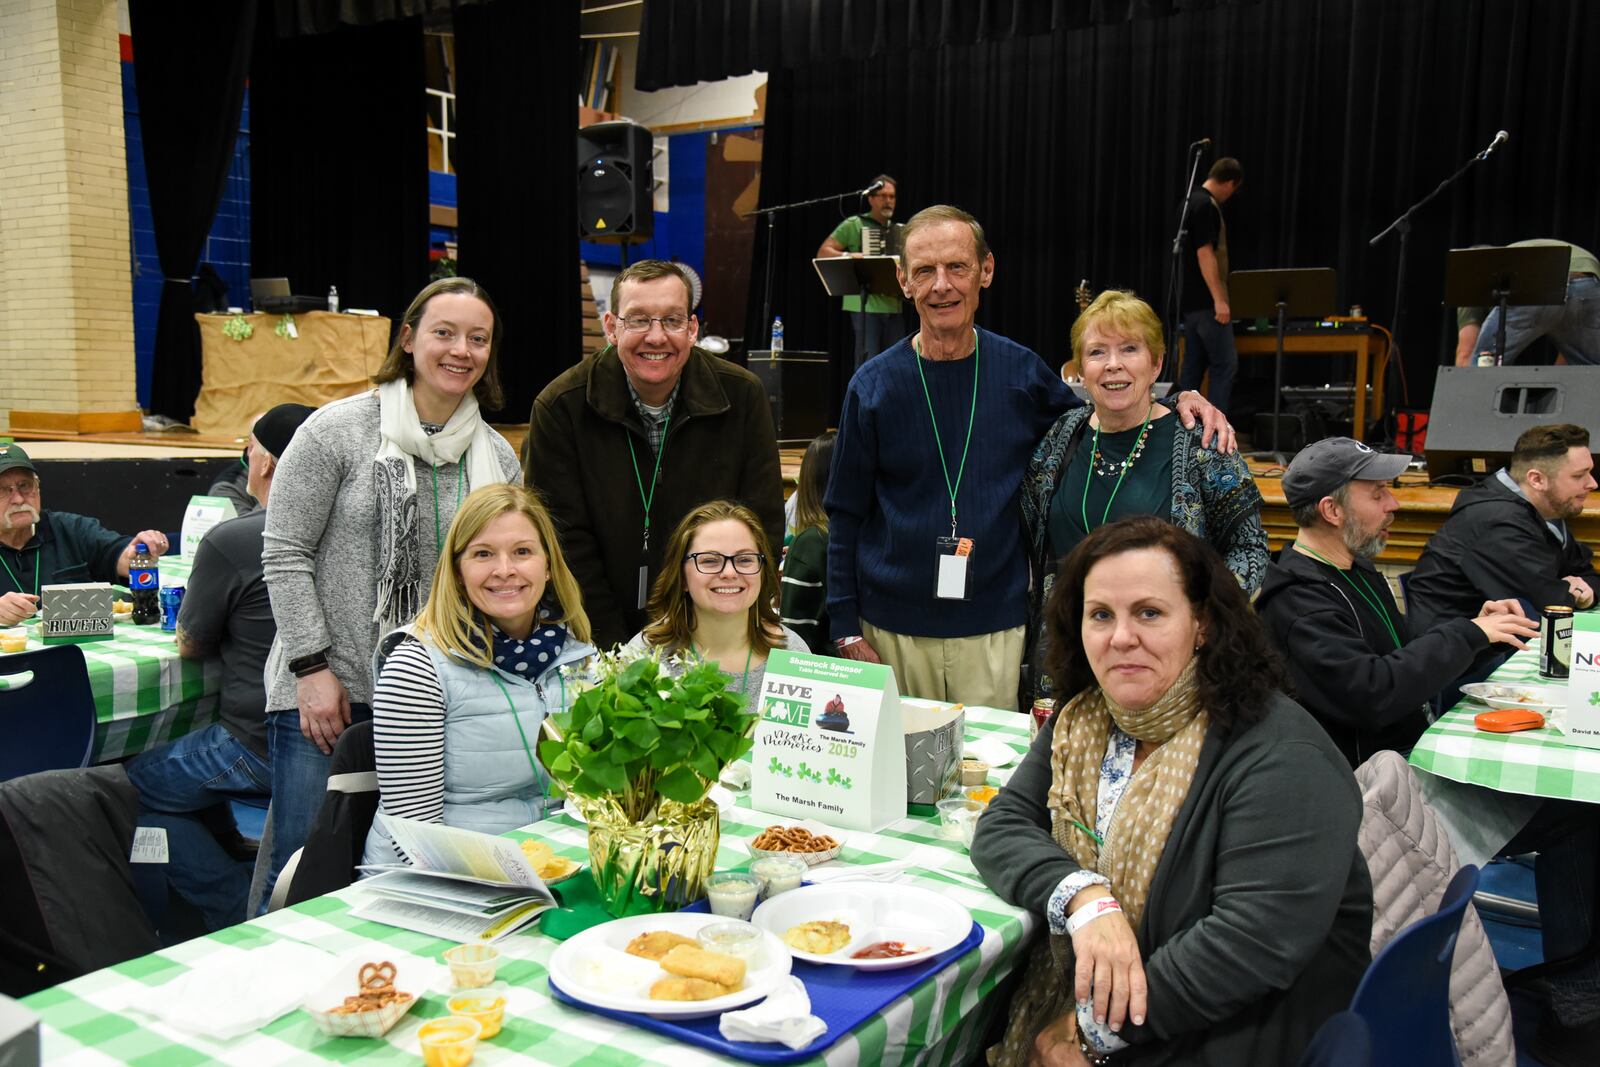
[0,0,138,430]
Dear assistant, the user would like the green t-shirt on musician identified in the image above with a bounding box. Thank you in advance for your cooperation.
[828,215,904,314]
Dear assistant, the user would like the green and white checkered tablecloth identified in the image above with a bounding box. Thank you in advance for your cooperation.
[0,619,220,763]
[24,707,1039,1066]
[1408,639,1600,802]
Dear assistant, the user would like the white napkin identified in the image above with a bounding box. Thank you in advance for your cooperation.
[719,976,827,1050]
[963,736,1018,769]
[126,940,339,1040]
[719,762,752,790]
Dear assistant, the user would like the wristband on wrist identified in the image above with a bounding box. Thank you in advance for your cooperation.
[1066,895,1123,935]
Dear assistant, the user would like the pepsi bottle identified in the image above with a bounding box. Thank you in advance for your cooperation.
[129,541,160,625]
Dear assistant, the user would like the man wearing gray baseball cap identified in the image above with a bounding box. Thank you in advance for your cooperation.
[1256,437,1536,766]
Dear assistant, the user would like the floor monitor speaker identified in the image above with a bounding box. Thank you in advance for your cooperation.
[577,121,654,239]
[1424,366,1600,479]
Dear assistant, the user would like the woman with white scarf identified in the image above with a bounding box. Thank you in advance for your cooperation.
[257,277,520,910]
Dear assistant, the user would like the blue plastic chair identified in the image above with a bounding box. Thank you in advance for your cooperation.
[0,644,97,781]
[1299,1010,1372,1067]
[1349,864,1481,1067]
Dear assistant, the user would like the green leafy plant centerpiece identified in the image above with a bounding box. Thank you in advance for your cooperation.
[538,649,757,916]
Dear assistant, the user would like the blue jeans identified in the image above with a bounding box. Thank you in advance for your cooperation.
[1506,798,1600,1025]
[255,704,371,914]
[123,724,270,930]
[1179,310,1238,414]
[1478,275,1600,365]
[851,310,907,370]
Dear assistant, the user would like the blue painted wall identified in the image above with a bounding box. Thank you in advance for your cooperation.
[122,58,251,409]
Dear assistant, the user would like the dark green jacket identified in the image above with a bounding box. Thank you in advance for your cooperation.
[972,692,1372,1066]
[0,511,128,597]
[524,346,784,651]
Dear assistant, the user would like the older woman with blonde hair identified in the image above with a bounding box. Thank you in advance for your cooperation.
[1021,289,1267,701]
[631,499,808,705]
[364,483,595,864]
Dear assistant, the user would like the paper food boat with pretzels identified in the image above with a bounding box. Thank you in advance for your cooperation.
[305,959,418,1037]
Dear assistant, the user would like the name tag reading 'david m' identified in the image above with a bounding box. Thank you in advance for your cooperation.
[935,537,973,600]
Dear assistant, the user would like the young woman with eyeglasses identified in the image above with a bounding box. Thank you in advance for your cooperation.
[628,499,807,705]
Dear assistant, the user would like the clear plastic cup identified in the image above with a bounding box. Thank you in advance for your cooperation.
[442,943,501,989]
[418,1015,482,1067]
[705,871,762,920]
[937,798,983,842]
[445,992,506,1039]
[750,854,808,899]
[697,919,764,959]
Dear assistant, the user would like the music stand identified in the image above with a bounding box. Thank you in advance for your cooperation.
[812,256,904,367]
[1228,268,1338,454]
[1442,245,1570,364]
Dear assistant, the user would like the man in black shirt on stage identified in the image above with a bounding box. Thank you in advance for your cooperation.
[1178,157,1244,414]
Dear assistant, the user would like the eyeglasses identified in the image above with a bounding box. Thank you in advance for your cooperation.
[620,314,691,334]
[685,551,764,575]
[0,479,38,499]
[906,262,975,287]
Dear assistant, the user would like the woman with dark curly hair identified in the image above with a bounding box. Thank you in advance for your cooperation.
[972,516,1372,1066]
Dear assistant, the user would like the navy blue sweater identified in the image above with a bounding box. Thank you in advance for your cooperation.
[826,328,1077,640]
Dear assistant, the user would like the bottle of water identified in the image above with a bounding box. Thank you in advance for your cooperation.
[770,316,784,356]
[129,542,160,625]
[327,285,340,313]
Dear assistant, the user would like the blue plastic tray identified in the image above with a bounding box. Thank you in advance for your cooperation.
[549,915,984,1063]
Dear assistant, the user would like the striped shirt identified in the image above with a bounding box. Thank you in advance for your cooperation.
[371,638,451,824]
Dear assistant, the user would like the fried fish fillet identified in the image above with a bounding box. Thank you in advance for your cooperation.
[624,930,699,961]
[659,944,746,988]
[648,976,733,1001]
[783,920,852,955]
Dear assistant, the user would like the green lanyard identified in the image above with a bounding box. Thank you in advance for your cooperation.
[912,330,980,537]
[430,447,467,548]
[0,547,39,599]
[1297,543,1403,650]
[626,410,673,554]
[490,670,564,785]
[1080,404,1154,535]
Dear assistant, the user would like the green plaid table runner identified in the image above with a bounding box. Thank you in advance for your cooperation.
[0,620,221,762]
[25,707,1038,1066]
[1408,640,1600,802]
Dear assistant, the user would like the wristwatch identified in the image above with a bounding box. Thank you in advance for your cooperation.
[288,649,330,677]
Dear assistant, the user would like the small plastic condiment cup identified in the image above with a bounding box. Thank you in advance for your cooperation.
[705,871,763,920]
[937,798,983,841]
[959,758,990,787]
[750,854,808,899]
[443,943,501,989]
[697,919,764,960]
[445,992,506,1039]
[0,631,25,654]
[417,1015,482,1067]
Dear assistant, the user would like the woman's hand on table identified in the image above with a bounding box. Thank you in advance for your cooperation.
[1069,886,1147,1032]
[297,669,351,754]
[1030,1010,1091,1067]
[0,591,38,626]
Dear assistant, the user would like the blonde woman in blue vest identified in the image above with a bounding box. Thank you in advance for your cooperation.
[364,483,595,864]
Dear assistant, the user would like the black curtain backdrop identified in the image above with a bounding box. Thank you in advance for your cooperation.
[636,0,1254,91]
[735,0,1600,427]
[250,8,429,360]
[131,0,257,420]
[453,0,581,422]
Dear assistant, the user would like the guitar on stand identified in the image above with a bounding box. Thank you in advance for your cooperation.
[1062,279,1092,381]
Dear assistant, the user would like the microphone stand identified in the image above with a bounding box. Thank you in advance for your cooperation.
[1166,142,1208,372]
[751,187,873,357]
[1369,144,1495,378]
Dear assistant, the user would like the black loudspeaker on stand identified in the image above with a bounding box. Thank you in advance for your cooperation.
[577,121,654,241]
[1425,366,1600,480]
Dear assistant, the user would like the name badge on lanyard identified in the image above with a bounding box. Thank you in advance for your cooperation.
[934,536,974,600]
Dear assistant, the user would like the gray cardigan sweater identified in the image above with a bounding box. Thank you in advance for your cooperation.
[261,391,520,711]
[971,692,1373,1066]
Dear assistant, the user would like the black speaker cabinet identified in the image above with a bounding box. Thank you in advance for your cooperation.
[747,352,829,445]
[1425,366,1600,479]
[577,121,654,239]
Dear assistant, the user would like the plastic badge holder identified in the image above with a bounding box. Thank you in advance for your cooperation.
[1474,708,1545,733]
[549,898,985,1064]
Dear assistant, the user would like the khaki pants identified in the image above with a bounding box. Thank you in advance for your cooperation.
[861,620,1025,711]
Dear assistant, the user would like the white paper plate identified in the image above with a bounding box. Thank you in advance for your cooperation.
[547,911,792,1019]
[963,736,1019,769]
[750,883,973,970]
[742,818,848,866]
[1459,682,1566,712]
[562,784,736,825]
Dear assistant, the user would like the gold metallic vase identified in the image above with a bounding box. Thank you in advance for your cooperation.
[573,794,720,917]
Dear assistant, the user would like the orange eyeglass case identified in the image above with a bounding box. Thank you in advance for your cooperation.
[1474,708,1545,733]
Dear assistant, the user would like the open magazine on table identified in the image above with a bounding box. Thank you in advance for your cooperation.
[350,814,558,943]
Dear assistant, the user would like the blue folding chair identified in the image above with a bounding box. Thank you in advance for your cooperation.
[1349,864,1481,1067]
[0,644,97,781]
[1299,1010,1372,1067]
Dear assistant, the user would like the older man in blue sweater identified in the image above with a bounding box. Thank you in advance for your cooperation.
[825,205,1233,709]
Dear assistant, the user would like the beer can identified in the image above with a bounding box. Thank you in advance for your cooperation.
[1030,699,1055,740]
[1540,605,1573,679]
[159,585,185,633]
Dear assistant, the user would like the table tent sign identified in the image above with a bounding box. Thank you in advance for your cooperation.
[179,495,238,560]
[752,650,907,831]
[1565,614,1600,750]
[42,583,114,644]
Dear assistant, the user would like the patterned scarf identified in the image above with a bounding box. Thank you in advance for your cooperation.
[990,658,1209,1067]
